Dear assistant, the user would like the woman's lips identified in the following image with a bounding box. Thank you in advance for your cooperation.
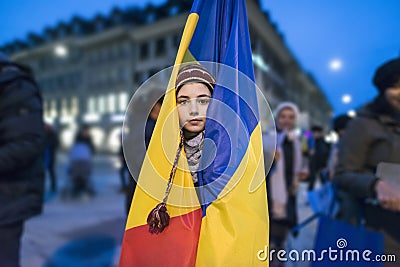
[188,119,202,125]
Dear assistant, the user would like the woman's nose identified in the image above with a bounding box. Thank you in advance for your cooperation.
[189,99,199,116]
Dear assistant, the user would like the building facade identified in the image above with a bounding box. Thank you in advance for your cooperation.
[1,0,332,152]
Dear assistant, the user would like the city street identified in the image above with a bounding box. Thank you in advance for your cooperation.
[20,154,127,267]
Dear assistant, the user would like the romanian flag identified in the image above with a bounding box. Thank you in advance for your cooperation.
[119,0,269,266]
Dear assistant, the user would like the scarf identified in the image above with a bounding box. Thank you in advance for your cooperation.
[183,131,204,183]
[269,130,302,220]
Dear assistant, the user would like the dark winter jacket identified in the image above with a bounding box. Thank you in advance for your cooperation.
[0,60,45,225]
[335,97,400,199]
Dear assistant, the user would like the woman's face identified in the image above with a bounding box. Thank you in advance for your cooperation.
[385,86,400,113]
[177,82,211,133]
[277,107,296,131]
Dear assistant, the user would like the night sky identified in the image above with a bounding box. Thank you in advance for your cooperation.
[1,0,399,115]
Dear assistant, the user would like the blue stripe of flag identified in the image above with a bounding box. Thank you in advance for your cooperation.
[187,0,260,214]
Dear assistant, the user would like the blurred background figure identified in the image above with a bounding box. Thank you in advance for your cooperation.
[335,57,400,262]
[124,95,163,215]
[325,114,358,224]
[266,102,309,254]
[326,114,352,179]
[144,96,163,148]
[0,53,45,267]
[44,123,59,193]
[118,131,129,193]
[67,125,96,200]
[307,125,331,191]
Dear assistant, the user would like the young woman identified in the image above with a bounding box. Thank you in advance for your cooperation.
[175,64,215,186]
[147,63,215,233]
[267,102,308,250]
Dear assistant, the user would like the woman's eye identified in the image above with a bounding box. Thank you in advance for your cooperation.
[197,98,210,105]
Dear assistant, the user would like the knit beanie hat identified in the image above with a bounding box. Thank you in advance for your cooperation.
[373,58,400,93]
[175,63,215,93]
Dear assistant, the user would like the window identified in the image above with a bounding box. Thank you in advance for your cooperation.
[98,96,106,114]
[110,69,119,84]
[87,97,96,113]
[112,44,119,59]
[51,100,58,117]
[71,97,79,115]
[91,50,99,64]
[100,70,108,85]
[61,98,68,116]
[173,34,181,48]
[139,43,149,60]
[119,67,129,82]
[119,92,128,112]
[56,76,64,89]
[108,94,116,113]
[120,42,130,57]
[72,72,81,87]
[155,38,165,57]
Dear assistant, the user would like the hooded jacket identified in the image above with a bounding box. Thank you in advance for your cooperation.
[0,59,45,225]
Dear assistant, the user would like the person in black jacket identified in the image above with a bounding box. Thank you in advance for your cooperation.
[0,53,45,267]
[44,123,59,193]
[307,125,331,190]
[335,57,400,260]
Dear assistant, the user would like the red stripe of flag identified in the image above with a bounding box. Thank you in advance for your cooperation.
[119,209,202,267]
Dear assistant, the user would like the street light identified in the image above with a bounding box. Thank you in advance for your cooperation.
[342,94,352,104]
[54,44,68,58]
[329,59,342,71]
[347,110,356,118]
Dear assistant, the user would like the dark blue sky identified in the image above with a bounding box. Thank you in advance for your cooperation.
[1,0,399,115]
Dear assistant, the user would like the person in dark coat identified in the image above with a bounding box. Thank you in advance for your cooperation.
[0,54,45,267]
[326,114,352,179]
[307,125,331,190]
[335,57,400,261]
[44,123,59,193]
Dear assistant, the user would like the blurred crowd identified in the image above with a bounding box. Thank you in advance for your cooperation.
[265,58,400,267]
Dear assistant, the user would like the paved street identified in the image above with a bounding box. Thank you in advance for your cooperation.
[20,153,317,267]
[20,154,127,267]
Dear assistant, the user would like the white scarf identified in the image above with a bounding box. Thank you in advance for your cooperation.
[268,130,302,219]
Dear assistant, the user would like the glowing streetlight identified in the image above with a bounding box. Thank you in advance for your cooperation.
[329,59,342,71]
[54,44,68,58]
[342,94,352,104]
[347,110,356,118]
